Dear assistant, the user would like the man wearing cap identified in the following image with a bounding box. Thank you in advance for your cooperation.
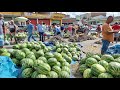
[26,20,36,42]
[0,14,5,48]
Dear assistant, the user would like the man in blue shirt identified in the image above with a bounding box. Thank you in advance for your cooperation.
[26,20,36,42]
[37,22,44,42]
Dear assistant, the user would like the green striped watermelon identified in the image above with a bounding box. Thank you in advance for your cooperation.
[98,73,113,78]
[85,58,98,67]
[36,63,51,75]
[83,68,92,78]
[91,64,106,76]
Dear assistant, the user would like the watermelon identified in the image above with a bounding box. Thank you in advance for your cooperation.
[26,54,36,61]
[72,55,79,61]
[48,71,58,78]
[22,68,33,78]
[20,43,27,49]
[43,47,49,53]
[59,71,70,78]
[16,51,25,60]
[22,58,34,69]
[80,58,87,65]
[52,66,61,74]
[1,52,10,57]
[63,48,69,53]
[108,62,120,77]
[56,62,61,67]
[45,52,54,59]
[62,66,70,74]
[114,57,120,63]
[34,60,44,67]
[22,48,30,54]
[79,64,88,74]
[36,74,47,78]
[101,54,114,63]
[62,62,70,68]
[47,58,58,67]
[86,52,94,58]
[35,50,44,59]
[98,73,113,78]
[91,64,106,76]
[12,58,20,66]
[85,58,98,67]
[31,71,39,78]
[83,68,92,78]
[32,49,37,54]
[92,55,101,61]
[0,48,7,54]
[34,45,41,51]
[56,48,62,53]
[112,54,120,59]
[36,63,51,75]
[54,52,63,60]
[38,57,47,63]
[63,55,72,64]
[98,60,109,70]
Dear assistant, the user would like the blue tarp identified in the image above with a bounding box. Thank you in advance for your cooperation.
[106,44,120,54]
[0,56,19,78]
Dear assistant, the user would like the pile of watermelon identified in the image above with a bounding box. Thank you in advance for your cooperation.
[15,32,27,39]
[1,41,74,78]
[79,53,120,78]
[52,41,81,61]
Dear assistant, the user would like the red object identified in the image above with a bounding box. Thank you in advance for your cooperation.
[67,26,72,31]
[29,19,37,25]
[112,25,120,30]
[38,19,50,25]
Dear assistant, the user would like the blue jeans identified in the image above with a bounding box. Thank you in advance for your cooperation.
[101,39,110,54]
[39,32,44,42]
[28,34,36,42]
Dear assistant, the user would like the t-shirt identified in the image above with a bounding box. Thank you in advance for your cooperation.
[27,23,34,34]
[37,24,43,32]
[112,25,120,30]
[42,25,46,32]
[102,23,114,42]
[55,27,61,33]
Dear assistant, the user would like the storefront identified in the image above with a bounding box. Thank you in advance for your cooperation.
[38,19,50,25]
[50,13,65,25]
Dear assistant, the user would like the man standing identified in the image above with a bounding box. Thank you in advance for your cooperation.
[112,22,120,43]
[101,16,119,54]
[26,20,36,42]
[37,22,44,42]
[0,14,5,48]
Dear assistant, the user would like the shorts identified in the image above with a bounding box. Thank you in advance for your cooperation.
[10,28,15,33]
[101,39,110,54]
[114,33,120,37]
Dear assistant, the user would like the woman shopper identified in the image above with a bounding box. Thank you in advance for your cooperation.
[8,20,17,43]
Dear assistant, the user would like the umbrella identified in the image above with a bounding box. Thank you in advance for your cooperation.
[15,17,28,22]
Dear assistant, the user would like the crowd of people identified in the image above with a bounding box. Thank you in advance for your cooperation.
[1,13,120,56]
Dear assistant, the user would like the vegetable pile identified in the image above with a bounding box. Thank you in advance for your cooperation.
[0,41,82,78]
[79,53,120,78]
